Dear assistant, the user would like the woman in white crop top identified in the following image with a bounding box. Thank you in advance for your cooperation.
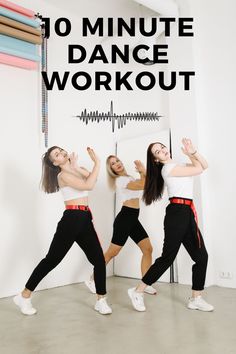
[85,155,156,296]
[13,146,112,316]
[128,138,214,313]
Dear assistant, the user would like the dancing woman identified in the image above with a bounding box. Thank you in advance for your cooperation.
[85,155,156,295]
[14,146,112,315]
[128,138,214,312]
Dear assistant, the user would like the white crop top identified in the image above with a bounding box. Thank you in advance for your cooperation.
[116,176,143,202]
[60,186,88,201]
[161,162,193,199]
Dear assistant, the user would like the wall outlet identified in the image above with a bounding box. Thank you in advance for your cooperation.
[219,271,233,279]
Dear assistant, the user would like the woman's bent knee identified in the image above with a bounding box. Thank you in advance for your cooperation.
[141,245,153,256]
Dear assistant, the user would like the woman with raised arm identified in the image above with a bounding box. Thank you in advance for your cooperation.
[13,146,112,316]
[128,138,214,312]
[85,155,156,295]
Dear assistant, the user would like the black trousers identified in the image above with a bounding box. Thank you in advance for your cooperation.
[111,206,149,246]
[26,209,106,295]
[142,203,208,291]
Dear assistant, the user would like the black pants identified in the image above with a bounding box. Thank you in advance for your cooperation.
[142,203,208,290]
[26,209,106,295]
[111,206,149,246]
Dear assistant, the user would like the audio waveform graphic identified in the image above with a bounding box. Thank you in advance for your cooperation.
[73,101,162,132]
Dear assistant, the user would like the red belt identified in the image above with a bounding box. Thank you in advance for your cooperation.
[66,205,90,211]
[169,198,201,248]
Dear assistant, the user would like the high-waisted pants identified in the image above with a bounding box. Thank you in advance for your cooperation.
[25,209,106,295]
[142,202,208,290]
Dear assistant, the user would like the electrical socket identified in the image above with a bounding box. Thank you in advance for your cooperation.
[219,271,233,279]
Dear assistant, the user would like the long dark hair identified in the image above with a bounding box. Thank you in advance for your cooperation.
[143,142,165,205]
[41,146,61,193]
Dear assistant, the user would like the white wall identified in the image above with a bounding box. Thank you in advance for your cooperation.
[0,0,116,298]
[167,0,236,288]
[0,0,168,298]
[1,0,234,298]
[165,1,206,286]
[189,0,236,288]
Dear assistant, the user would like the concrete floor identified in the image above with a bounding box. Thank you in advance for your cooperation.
[0,277,236,354]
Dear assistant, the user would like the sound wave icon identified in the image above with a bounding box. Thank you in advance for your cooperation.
[73,101,162,132]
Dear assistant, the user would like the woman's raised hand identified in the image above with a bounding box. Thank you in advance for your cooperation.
[69,152,78,169]
[87,147,100,164]
[181,138,196,156]
[134,160,146,174]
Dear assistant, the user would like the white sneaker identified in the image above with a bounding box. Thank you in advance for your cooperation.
[84,279,96,294]
[144,285,157,295]
[128,287,146,312]
[13,294,37,315]
[94,297,112,315]
[187,296,214,312]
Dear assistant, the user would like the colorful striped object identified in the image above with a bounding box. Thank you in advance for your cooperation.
[0,23,42,44]
[0,33,38,53]
[0,6,40,27]
[0,46,40,61]
[0,15,41,35]
[0,0,34,17]
[0,1,47,143]
[0,34,40,61]
[0,51,38,69]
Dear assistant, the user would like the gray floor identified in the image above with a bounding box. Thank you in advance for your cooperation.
[0,277,236,354]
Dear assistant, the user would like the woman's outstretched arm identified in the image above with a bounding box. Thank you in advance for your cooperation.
[182,138,208,170]
[126,160,146,190]
[59,148,100,190]
[69,152,91,177]
[169,138,207,177]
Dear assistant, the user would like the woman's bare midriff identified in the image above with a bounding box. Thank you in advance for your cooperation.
[64,197,89,206]
[123,198,140,209]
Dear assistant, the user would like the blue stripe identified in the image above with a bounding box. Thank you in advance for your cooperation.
[0,47,40,61]
[0,7,40,28]
[0,34,37,54]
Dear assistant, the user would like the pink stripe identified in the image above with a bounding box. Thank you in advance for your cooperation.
[0,52,38,69]
[0,0,34,18]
